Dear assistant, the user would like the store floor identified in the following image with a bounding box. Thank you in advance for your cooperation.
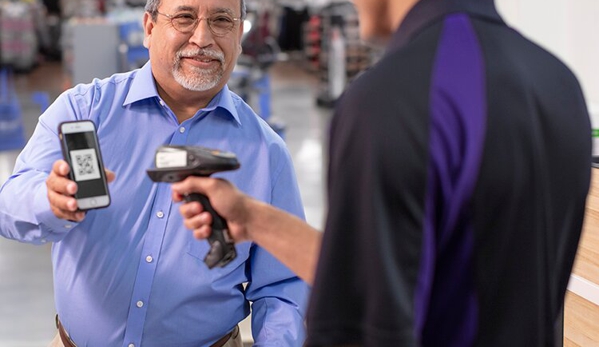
[0,59,331,346]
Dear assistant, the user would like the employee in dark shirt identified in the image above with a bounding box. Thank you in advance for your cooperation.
[172,0,592,345]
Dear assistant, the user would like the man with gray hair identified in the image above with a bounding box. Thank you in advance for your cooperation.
[0,0,309,346]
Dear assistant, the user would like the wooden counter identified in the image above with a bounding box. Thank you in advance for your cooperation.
[565,168,599,346]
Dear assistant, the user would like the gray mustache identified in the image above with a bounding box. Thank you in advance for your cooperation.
[177,50,224,63]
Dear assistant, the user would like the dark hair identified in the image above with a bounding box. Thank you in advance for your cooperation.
[145,0,247,21]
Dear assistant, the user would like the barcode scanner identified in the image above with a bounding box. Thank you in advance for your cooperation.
[147,145,240,268]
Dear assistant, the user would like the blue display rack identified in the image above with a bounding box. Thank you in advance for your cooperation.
[0,68,26,151]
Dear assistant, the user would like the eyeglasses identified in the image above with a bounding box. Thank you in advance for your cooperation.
[155,11,241,36]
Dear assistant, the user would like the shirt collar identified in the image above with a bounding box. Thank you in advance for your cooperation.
[123,61,158,105]
[123,61,242,126]
[388,0,504,52]
[200,83,242,126]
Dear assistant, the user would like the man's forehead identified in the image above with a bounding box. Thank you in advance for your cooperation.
[168,4,236,14]
[162,0,239,11]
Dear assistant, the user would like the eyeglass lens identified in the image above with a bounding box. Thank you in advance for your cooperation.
[167,13,237,35]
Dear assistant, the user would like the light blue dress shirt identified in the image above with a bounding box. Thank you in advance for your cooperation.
[0,62,309,346]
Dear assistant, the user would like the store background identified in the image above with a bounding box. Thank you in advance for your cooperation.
[0,0,598,345]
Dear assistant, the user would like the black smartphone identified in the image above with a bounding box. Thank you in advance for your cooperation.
[58,120,110,210]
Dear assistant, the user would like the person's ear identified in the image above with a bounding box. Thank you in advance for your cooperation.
[142,12,155,49]
[236,19,244,54]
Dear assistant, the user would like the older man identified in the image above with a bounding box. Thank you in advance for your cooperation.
[0,0,309,346]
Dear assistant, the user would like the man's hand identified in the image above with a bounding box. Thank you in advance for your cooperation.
[172,177,251,242]
[46,160,115,222]
[173,176,322,284]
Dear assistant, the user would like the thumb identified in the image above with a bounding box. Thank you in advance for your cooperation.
[105,169,116,183]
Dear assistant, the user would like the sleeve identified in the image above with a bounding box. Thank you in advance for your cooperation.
[245,143,311,346]
[0,91,84,244]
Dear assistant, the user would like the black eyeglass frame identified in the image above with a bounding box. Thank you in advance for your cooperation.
[154,10,242,36]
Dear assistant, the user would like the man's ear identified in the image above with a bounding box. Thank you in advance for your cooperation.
[142,12,154,49]
[237,19,244,54]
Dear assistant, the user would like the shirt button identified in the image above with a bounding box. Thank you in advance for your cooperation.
[64,224,72,229]
[128,344,135,347]
[179,127,186,133]
[136,301,144,308]
[146,255,153,263]
[156,211,164,218]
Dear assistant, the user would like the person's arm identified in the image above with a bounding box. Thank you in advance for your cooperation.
[0,99,71,243]
[180,145,311,345]
[173,177,321,284]
[0,92,114,243]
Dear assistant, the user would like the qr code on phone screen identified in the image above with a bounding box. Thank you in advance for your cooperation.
[69,148,101,181]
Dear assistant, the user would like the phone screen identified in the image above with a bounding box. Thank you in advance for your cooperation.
[63,131,107,199]
[59,120,110,210]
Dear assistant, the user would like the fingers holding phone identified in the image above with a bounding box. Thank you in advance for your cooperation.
[46,159,85,221]
[54,120,111,221]
[46,160,116,221]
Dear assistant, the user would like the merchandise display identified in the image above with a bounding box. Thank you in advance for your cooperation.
[0,68,25,151]
[304,1,379,107]
[0,0,377,104]
[230,0,288,138]
[303,14,321,72]
[0,0,41,71]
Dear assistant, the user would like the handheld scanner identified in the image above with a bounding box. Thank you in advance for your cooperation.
[147,146,240,268]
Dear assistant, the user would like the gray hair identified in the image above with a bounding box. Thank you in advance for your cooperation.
[145,0,247,21]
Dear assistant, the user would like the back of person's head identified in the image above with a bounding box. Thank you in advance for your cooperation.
[144,0,247,20]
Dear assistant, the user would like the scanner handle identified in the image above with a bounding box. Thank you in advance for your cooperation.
[184,193,237,268]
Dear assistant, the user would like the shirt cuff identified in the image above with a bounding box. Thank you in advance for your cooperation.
[34,184,79,238]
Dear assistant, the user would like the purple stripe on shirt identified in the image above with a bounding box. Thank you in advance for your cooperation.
[415,13,486,346]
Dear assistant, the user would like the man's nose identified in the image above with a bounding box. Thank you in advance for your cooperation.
[189,18,215,47]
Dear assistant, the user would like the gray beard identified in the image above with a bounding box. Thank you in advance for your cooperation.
[173,50,225,92]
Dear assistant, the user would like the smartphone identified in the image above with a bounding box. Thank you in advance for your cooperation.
[58,120,110,210]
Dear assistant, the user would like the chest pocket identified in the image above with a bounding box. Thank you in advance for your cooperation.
[186,238,250,273]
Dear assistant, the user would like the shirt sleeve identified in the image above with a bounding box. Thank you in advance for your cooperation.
[244,143,311,346]
[0,92,83,244]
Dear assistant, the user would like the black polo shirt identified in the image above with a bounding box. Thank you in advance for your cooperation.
[306,0,592,346]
